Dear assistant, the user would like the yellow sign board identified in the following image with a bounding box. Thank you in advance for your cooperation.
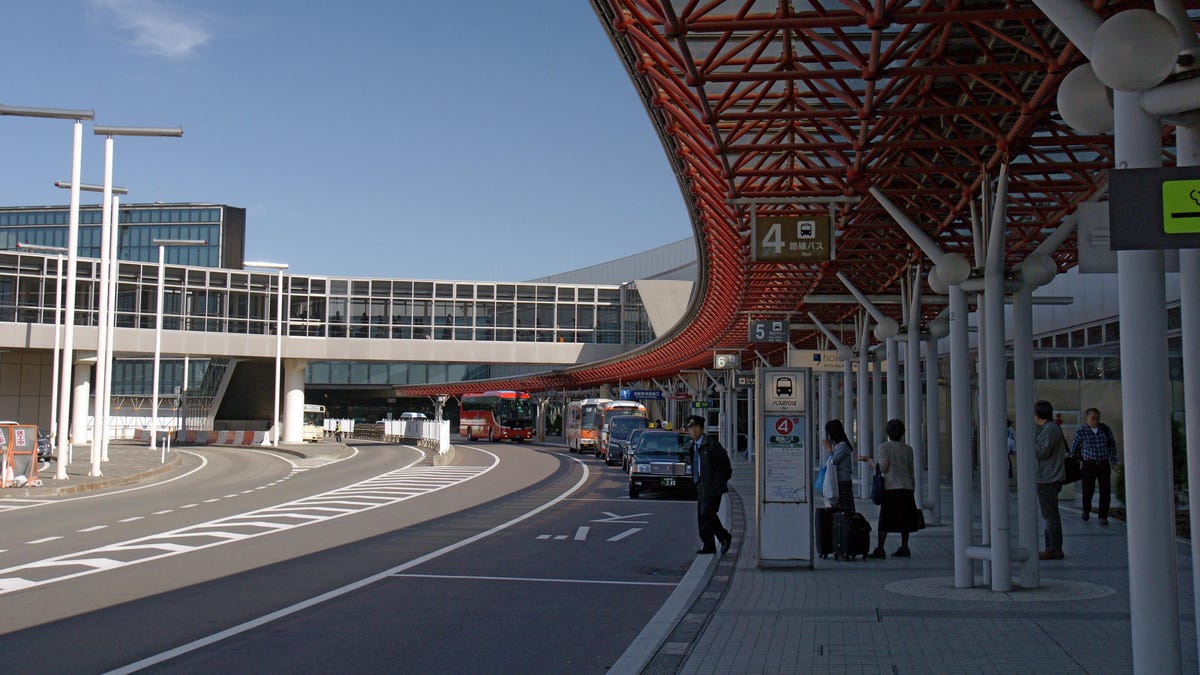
[1162,179,1200,234]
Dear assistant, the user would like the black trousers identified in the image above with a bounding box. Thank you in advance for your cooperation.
[696,493,729,550]
[1081,459,1112,519]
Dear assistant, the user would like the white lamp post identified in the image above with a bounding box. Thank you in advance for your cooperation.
[91,125,181,472]
[243,261,289,446]
[150,239,206,451]
[54,181,128,467]
[1,104,95,481]
[15,243,68,466]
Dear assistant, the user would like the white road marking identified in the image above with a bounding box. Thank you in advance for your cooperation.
[203,499,220,503]
[180,504,199,509]
[554,535,567,540]
[591,512,651,524]
[153,510,173,515]
[0,451,483,599]
[222,494,238,499]
[105,451,588,675]
[536,534,552,540]
[28,536,62,544]
[390,573,675,587]
[574,526,589,541]
[79,526,108,532]
[607,528,642,542]
[118,517,143,523]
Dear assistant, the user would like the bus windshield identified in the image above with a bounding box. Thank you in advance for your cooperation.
[581,404,600,430]
[302,405,325,427]
[496,399,534,428]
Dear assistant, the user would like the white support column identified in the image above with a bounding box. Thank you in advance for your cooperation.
[872,351,884,455]
[886,338,900,421]
[984,166,1011,592]
[907,281,924,509]
[950,285,973,588]
[282,358,307,444]
[858,318,871,483]
[1113,88,1181,671]
[842,360,853,434]
[1177,124,1200,667]
[1013,285,1039,588]
[924,335,941,525]
[976,292,991,585]
[72,361,90,446]
[818,371,830,434]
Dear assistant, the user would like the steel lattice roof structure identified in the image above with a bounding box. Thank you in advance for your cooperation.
[402,0,1191,398]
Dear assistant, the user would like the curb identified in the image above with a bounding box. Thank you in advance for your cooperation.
[610,489,743,674]
[16,453,184,497]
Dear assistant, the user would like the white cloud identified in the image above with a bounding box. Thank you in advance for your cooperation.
[91,0,212,59]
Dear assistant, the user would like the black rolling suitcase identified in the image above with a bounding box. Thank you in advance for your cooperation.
[832,510,872,560]
[815,507,838,558]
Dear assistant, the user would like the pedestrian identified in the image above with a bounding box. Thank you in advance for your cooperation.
[1006,419,1016,478]
[335,420,343,443]
[685,414,732,555]
[1034,400,1067,560]
[821,419,855,512]
[1070,407,1119,526]
[858,418,921,558]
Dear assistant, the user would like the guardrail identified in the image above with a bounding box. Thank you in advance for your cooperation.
[380,419,450,454]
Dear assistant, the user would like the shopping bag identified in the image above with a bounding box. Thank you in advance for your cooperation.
[814,465,827,497]
[822,456,839,502]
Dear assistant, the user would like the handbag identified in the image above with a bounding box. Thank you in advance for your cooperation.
[870,465,885,505]
[814,465,827,497]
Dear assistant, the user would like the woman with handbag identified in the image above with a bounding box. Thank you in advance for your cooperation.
[858,418,922,558]
[821,419,856,511]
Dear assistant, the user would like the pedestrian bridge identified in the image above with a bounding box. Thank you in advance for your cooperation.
[0,250,693,367]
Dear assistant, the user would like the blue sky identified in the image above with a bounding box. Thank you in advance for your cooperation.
[0,1,692,279]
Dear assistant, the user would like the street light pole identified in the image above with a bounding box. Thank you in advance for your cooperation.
[243,261,289,446]
[1,104,96,481]
[151,239,206,450]
[16,243,68,463]
[53,182,128,466]
[90,125,181,464]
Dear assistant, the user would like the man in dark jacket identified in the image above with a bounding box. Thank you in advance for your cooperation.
[685,415,733,555]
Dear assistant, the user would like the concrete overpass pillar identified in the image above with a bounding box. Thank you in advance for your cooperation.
[72,362,90,443]
[282,358,306,444]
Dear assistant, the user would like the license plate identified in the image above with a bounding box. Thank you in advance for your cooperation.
[661,478,675,487]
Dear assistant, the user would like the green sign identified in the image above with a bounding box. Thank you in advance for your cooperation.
[1161,179,1200,234]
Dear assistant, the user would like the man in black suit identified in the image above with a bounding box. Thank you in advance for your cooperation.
[685,415,733,555]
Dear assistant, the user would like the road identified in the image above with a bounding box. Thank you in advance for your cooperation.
[0,440,697,673]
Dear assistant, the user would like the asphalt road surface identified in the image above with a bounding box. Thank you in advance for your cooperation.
[0,440,697,673]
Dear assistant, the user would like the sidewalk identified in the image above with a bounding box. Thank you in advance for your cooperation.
[660,458,1199,673]
[4,438,349,498]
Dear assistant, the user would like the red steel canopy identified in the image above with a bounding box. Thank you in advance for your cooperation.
[403,0,1182,398]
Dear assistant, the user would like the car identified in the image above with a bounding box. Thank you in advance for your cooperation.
[623,427,651,471]
[400,412,428,420]
[627,430,695,499]
[602,415,648,466]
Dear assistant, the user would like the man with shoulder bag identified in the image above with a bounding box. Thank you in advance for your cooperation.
[1070,407,1119,526]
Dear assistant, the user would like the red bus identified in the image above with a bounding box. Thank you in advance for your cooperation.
[460,391,535,442]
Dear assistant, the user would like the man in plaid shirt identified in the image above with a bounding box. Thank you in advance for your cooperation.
[1070,407,1119,526]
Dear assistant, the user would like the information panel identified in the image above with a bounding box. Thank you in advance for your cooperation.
[763,414,806,503]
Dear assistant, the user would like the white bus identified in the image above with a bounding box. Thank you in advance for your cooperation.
[302,404,326,442]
